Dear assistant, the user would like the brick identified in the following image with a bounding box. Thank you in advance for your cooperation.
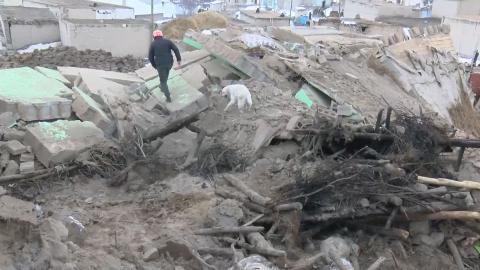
[5,140,27,155]
[20,161,35,174]
[2,160,19,176]
[24,120,106,167]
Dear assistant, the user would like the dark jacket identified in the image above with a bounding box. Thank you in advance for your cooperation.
[148,37,181,68]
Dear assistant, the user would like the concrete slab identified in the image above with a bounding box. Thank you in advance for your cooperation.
[135,65,158,81]
[0,67,72,121]
[24,120,106,167]
[201,58,244,81]
[35,67,71,86]
[181,64,208,90]
[3,129,25,141]
[57,66,143,86]
[152,75,208,116]
[77,73,130,106]
[145,68,180,91]
[72,87,115,136]
[130,105,168,138]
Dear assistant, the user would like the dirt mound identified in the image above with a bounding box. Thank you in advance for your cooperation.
[162,11,228,39]
[0,46,145,72]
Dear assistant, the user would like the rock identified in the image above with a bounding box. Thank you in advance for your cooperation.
[2,160,18,176]
[40,218,69,242]
[0,186,7,196]
[0,150,9,168]
[3,129,25,141]
[409,220,431,236]
[388,195,403,206]
[206,199,244,227]
[358,198,370,208]
[174,266,186,270]
[4,140,27,155]
[20,161,35,174]
[66,241,80,252]
[413,183,428,192]
[129,94,142,102]
[143,247,160,262]
[417,232,445,248]
[43,237,69,262]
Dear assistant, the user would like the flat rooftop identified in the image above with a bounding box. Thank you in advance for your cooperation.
[241,10,290,20]
[0,6,57,23]
[63,18,150,25]
[24,0,133,9]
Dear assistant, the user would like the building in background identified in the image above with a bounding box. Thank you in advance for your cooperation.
[59,18,151,57]
[343,0,419,20]
[0,6,60,49]
[432,0,480,58]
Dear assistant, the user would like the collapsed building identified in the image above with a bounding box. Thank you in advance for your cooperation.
[1,11,480,270]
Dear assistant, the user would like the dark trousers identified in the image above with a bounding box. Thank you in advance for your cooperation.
[157,66,172,99]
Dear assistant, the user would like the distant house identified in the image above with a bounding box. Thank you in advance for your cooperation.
[432,0,480,19]
[343,0,419,21]
[23,0,135,19]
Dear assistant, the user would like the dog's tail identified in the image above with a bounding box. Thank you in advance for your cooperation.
[246,93,253,107]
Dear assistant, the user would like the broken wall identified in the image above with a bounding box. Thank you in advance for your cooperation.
[9,23,60,49]
[59,19,150,58]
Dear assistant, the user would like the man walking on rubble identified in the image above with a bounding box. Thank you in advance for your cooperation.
[148,30,182,103]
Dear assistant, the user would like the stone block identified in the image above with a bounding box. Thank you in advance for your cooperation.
[0,150,9,169]
[4,140,27,155]
[20,153,35,162]
[181,64,208,90]
[143,247,160,262]
[143,95,160,111]
[20,161,35,174]
[129,94,142,102]
[156,128,196,160]
[24,120,106,167]
[0,195,38,225]
[0,67,72,121]
[3,129,25,141]
[130,105,168,138]
[2,160,18,176]
[72,87,115,136]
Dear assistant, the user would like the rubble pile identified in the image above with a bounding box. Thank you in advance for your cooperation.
[1,16,480,270]
[0,46,145,72]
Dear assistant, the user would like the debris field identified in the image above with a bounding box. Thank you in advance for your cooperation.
[1,12,480,270]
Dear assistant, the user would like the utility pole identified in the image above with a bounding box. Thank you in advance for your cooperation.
[151,0,155,33]
[288,0,293,26]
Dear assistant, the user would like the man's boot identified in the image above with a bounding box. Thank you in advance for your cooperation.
[166,95,172,103]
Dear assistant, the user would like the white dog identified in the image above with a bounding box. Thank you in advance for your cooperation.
[221,84,253,112]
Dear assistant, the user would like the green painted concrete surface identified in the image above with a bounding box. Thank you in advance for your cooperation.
[0,67,72,102]
[35,66,71,86]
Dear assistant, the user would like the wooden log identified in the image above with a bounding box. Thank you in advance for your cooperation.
[246,232,287,257]
[197,248,234,257]
[446,239,466,270]
[223,174,272,206]
[413,211,480,221]
[215,188,270,214]
[366,256,386,270]
[417,176,480,190]
[290,252,326,270]
[221,237,286,257]
[274,202,303,212]
[0,165,77,184]
[194,226,264,235]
